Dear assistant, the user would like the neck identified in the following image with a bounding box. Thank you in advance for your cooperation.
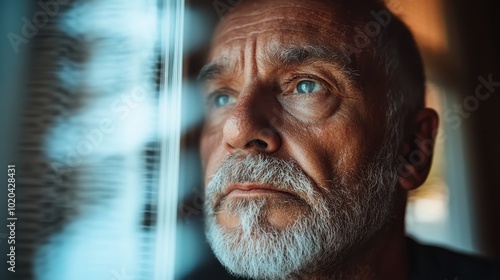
[305,196,410,280]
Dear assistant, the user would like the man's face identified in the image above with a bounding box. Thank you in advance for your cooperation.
[200,0,399,278]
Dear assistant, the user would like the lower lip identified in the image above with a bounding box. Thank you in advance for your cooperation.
[226,188,292,198]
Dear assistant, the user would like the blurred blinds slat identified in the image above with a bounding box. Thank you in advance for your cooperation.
[154,0,183,279]
[14,0,181,279]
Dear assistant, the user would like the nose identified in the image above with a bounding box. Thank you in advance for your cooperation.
[222,96,281,154]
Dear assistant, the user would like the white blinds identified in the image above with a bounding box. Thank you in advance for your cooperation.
[8,0,183,279]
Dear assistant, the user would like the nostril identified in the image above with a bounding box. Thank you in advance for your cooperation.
[246,139,268,149]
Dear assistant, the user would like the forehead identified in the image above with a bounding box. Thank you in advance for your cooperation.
[209,0,356,63]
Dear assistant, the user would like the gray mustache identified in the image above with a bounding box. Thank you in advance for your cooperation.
[205,153,318,211]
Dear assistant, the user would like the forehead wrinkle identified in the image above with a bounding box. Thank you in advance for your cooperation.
[220,3,341,32]
[243,37,259,80]
[215,4,348,47]
[216,18,342,47]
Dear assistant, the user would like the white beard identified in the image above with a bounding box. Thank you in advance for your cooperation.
[204,148,398,280]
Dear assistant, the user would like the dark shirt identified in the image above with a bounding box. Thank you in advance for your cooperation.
[408,237,500,280]
[185,237,500,279]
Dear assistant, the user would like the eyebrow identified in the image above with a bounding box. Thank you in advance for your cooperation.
[269,45,351,67]
[269,45,359,82]
[198,61,227,83]
[198,45,358,83]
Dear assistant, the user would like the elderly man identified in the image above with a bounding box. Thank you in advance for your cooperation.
[198,0,499,279]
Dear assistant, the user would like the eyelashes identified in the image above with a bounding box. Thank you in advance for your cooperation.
[282,73,330,95]
[293,80,324,94]
[205,88,236,110]
[203,73,334,110]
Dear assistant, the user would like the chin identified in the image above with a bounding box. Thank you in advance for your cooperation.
[215,196,308,230]
[205,197,326,280]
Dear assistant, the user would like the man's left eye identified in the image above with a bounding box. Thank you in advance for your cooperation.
[293,80,324,94]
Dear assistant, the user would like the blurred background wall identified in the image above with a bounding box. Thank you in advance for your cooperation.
[387,0,500,260]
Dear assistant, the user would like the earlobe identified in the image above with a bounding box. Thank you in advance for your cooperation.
[398,108,439,191]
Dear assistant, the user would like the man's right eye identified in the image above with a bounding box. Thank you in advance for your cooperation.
[212,93,235,108]
[207,92,235,109]
[214,94,229,107]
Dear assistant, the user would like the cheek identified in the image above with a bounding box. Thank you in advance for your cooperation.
[322,127,366,174]
[200,118,222,154]
[324,105,374,165]
[200,128,227,185]
[283,117,370,188]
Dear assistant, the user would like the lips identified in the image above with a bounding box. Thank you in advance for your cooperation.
[210,182,309,212]
[222,183,294,199]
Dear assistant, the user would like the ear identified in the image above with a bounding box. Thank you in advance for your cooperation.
[397,108,439,191]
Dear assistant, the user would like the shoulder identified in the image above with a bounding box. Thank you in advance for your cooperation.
[407,237,500,280]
